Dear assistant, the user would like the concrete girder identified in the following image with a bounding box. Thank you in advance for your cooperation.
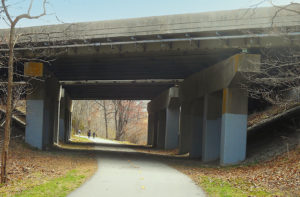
[1,5,299,45]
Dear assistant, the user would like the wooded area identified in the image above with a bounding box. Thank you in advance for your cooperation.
[72,100,148,145]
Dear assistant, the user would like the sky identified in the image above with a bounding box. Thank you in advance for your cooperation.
[0,0,299,28]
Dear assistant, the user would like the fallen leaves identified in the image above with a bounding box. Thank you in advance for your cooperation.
[0,139,97,196]
[170,147,300,196]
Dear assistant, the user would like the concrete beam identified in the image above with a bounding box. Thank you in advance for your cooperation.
[179,53,260,103]
[147,87,179,113]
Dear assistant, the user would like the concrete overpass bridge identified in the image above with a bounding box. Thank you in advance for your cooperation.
[1,5,300,165]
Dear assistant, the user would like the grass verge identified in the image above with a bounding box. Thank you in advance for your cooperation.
[14,169,90,197]
[198,176,279,197]
[70,135,93,143]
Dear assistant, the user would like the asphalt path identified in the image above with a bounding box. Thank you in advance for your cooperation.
[68,150,206,197]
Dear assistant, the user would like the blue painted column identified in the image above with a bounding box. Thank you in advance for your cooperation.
[164,107,180,150]
[25,77,60,149]
[25,80,46,149]
[220,88,248,165]
[25,99,45,149]
[202,92,222,162]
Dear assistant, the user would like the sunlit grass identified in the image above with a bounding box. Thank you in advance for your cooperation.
[198,176,282,197]
[70,135,93,143]
[14,169,89,197]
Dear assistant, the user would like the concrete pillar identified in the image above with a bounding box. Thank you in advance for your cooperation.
[178,102,192,154]
[25,81,46,149]
[58,89,66,142]
[189,98,204,158]
[147,112,154,146]
[156,110,166,149]
[152,112,158,147]
[25,77,60,149]
[53,85,62,145]
[147,112,159,147]
[202,92,222,162]
[164,107,180,150]
[64,96,72,141]
[220,88,248,165]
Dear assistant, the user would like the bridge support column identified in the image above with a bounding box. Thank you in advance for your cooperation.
[220,88,248,165]
[164,106,180,150]
[64,96,72,141]
[179,102,192,154]
[156,110,166,149]
[147,112,154,146]
[189,99,204,158]
[58,89,66,142]
[202,92,222,162]
[53,86,62,145]
[25,77,60,150]
[147,112,159,147]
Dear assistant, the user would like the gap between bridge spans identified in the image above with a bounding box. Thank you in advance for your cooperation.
[60,79,184,85]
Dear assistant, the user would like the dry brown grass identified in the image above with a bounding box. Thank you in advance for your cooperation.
[0,139,97,196]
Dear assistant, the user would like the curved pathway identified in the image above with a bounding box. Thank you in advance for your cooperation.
[68,152,206,197]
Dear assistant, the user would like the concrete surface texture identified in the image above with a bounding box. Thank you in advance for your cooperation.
[68,153,206,197]
[1,5,299,43]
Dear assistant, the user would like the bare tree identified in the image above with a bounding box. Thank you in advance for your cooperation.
[94,100,114,139]
[240,2,300,106]
[0,0,47,183]
[242,48,300,105]
[111,100,147,141]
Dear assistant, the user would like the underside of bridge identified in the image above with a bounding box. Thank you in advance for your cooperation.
[1,4,298,165]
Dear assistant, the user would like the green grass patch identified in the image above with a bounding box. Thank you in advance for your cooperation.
[70,135,93,143]
[198,176,281,197]
[14,169,87,197]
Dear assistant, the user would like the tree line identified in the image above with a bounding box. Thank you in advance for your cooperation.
[72,100,148,144]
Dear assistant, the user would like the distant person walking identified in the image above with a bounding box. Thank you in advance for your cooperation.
[93,132,96,139]
[88,130,91,138]
[78,129,81,137]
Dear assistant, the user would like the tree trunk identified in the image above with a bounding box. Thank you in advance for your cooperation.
[1,25,15,184]
[102,101,108,139]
